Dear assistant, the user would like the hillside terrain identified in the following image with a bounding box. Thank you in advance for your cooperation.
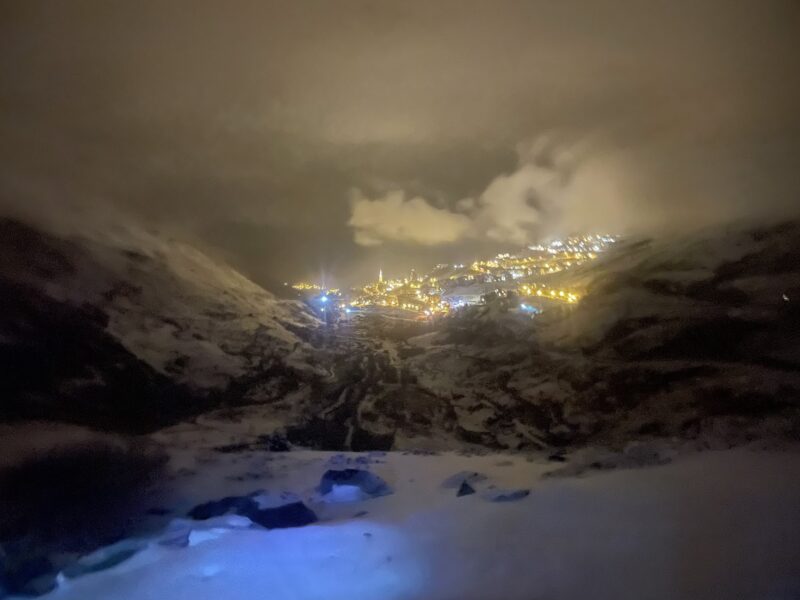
[2,218,800,598]
[283,221,800,452]
[0,218,320,432]
[1,218,798,451]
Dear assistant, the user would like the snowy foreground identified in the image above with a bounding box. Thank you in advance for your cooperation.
[34,446,800,600]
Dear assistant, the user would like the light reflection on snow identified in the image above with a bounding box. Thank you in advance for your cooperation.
[54,520,427,600]
[46,450,800,600]
[321,484,371,503]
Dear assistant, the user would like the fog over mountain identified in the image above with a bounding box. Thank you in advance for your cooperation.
[2,0,799,287]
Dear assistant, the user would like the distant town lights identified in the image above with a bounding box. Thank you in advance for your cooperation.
[299,232,614,317]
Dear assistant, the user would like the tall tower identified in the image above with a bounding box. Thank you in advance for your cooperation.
[379,268,383,283]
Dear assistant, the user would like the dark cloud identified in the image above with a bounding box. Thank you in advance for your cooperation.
[1,0,798,287]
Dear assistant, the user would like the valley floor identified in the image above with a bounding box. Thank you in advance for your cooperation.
[36,445,800,600]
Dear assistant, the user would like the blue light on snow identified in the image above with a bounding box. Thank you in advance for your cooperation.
[321,295,329,303]
[85,520,433,600]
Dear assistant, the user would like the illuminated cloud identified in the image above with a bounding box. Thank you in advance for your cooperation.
[473,138,576,244]
[476,163,556,244]
[348,137,579,247]
[348,190,471,246]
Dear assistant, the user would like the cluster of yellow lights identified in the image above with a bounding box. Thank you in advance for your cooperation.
[519,283,580,304]
[469,251,594,277]
[291,282,322,291]
[349,272,449,315]
[350,294,449,315]
[297,234,613,315]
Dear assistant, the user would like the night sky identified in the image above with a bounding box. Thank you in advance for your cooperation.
[1,1,798,288]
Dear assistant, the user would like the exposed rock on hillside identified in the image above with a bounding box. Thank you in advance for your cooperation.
[0,218,320,432]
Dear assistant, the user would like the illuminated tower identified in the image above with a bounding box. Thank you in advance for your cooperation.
[379,268,383,283]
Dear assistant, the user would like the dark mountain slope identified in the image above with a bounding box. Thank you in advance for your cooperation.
[0,219,320,432]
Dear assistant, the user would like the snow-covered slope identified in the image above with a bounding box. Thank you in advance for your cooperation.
[2,217,798,450]
[21,444,800,600]
[3,220,800,599]
[287,220,800,452]
[539,220,800,355]
[0,218,320,431]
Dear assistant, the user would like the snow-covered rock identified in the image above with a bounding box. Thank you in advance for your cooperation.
[62,539,146,579]
[243,500,318,530]
[480,488,530,502]
[186,490,318,530]
[319,469,393,502]
[441,471,487,489]
[456,481,475,497]
[188,496,255,521]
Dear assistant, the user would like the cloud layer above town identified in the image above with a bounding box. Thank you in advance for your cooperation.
[1,0,798,285]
